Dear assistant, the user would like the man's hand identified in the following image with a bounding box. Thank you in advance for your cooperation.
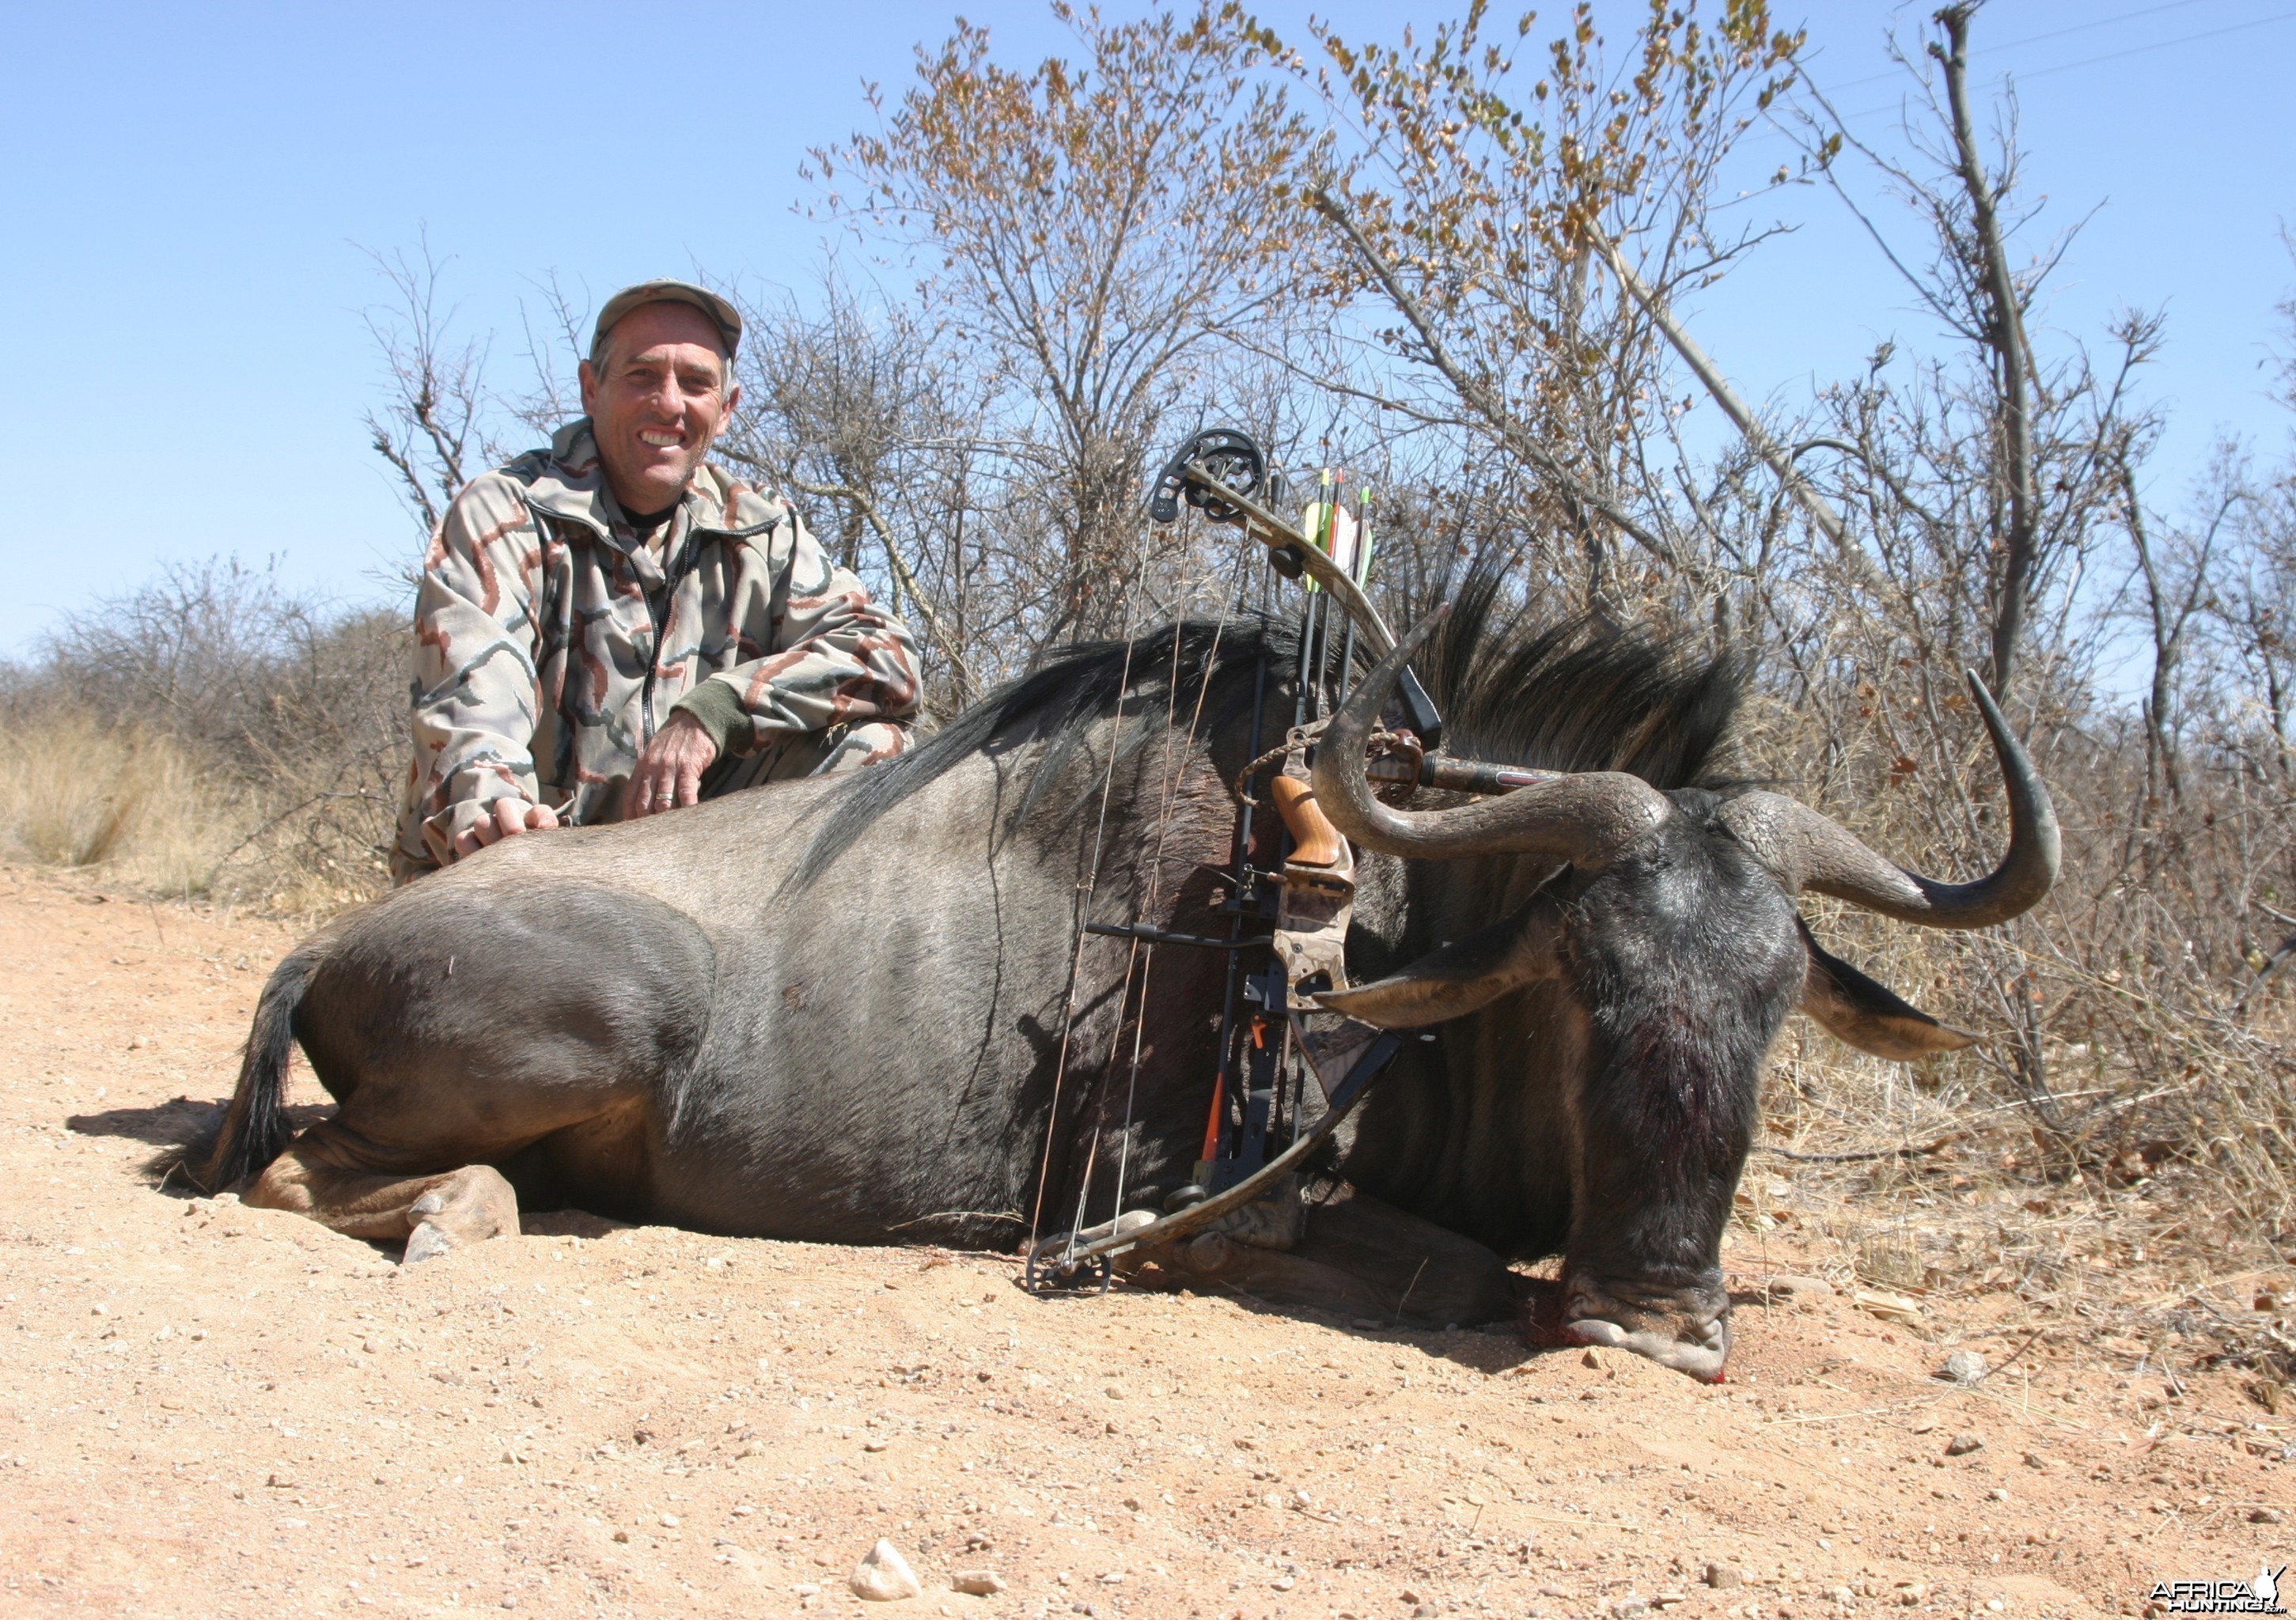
[451,797,562,860]
[626,710,718,819]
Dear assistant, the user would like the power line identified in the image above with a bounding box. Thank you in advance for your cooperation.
[2014,6,2296,79]
[1811,7,2296,127]
[1814,0,2215,95]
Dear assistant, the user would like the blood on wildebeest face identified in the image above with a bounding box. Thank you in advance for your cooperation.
[1313,608,2055,1380]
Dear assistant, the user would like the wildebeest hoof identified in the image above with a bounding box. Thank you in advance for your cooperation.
[1183,1232,1233,1272]
[1567,1314,1730,1383]
[1207,1175,1305,1251]
[407,1191,445,1221]
[403,1221,453,1265]
[1560,1270,1731,1381]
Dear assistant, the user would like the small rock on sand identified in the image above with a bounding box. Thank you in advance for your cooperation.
[1945,1433,1985,1457]
[1703,1563,1741,1589]
[1767,1273,1832,1298]
[952,1570,1006,1595]
[851,1539,923,1602]
[1938,1350,1989,1385]
[1852,1288,1923,1325]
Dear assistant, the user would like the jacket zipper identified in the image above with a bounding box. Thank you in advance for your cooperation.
[639,517,700,743]
[523,488,763,742]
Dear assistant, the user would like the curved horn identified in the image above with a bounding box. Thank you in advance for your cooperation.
[1313,604,1673,866]
[1717,672,2060,929]
[1317,895,1564,1028]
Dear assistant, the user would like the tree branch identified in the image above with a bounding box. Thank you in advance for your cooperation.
[1587,223,1884,593]
[782,471,976,705]
[1306,187,1688,577]
[1932,4,2039,695]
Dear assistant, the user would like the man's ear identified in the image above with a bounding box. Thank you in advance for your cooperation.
[578,358,599,418]
[1797,918,1980,1061]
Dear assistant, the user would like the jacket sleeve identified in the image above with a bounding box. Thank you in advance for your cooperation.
[398,479,549,869]
[675,506,922,755]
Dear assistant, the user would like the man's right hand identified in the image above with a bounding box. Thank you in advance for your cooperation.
[451,798,562,860]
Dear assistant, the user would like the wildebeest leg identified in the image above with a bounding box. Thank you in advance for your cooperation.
[244,1118,519,1262]
[1121,1185,1517,1329]
[218,877,714,1259]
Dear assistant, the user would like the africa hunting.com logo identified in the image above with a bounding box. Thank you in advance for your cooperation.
[2150,1569,2286,1615]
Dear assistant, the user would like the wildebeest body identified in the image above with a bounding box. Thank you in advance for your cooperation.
[271,714,1238,1246]
[200,589,2051,1378]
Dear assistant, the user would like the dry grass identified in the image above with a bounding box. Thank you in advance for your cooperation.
[0,717,396,920]
[1722,653,2296,1400]
[0,564,405,917]
[1749,1027,2296,1414]
[0,713,250,897]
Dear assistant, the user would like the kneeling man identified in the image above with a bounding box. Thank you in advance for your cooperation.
[393,279,921,881]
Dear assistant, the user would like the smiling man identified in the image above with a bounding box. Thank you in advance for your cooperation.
[392,279,921,880]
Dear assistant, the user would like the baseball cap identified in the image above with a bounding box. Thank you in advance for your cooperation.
[590,279,743,360]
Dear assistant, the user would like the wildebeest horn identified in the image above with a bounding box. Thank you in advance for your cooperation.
[1317,894,1565,1028]
[1313,605,1674,867]
[1714,673,2059,929]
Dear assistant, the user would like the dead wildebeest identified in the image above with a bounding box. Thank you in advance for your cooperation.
[191,586,2053,1380]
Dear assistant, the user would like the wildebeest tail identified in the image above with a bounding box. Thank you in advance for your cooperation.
[188,940,327,1192]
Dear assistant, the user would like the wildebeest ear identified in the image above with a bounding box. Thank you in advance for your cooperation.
[1797,918,1979,1060]
[1316,897,1563,1029]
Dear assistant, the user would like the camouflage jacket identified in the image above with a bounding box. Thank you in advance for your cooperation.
[393,419,922,879]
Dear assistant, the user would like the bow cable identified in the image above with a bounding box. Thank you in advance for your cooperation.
[1025,522,1161,1251]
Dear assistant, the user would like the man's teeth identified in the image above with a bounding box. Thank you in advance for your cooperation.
[638,431,682,447]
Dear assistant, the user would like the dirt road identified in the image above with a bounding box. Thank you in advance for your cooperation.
[0,868,2283,1618]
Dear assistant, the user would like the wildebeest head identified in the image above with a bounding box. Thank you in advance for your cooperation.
[1313,607,2059,1377]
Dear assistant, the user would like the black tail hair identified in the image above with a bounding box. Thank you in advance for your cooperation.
[188,940,325,1191]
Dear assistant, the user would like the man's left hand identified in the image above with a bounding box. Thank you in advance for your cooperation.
[627,711,718,819]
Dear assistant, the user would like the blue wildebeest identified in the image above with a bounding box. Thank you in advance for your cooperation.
[192,589,2053,1379]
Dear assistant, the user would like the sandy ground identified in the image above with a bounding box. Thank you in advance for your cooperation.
[0,865,2287,1620]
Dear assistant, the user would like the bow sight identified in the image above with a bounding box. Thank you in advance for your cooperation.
[1146,429,1441,740]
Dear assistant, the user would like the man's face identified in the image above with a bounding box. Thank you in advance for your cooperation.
[578,301,741,515]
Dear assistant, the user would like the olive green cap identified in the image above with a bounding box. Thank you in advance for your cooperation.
[590,278,742,360]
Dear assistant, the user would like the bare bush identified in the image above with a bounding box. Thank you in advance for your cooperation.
[811,1,1325,649]
[0,560,407,910]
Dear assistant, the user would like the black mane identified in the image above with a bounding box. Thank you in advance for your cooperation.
[793,617,1267,886]
[794,583,1743,885]
[1427,570,1744,789]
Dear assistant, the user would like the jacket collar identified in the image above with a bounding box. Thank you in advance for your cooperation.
[518,418,785,542]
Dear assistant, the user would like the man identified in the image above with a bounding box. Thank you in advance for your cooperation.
[393,278,922,881]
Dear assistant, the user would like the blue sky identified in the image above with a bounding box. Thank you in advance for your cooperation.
[2,0,2290,654]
